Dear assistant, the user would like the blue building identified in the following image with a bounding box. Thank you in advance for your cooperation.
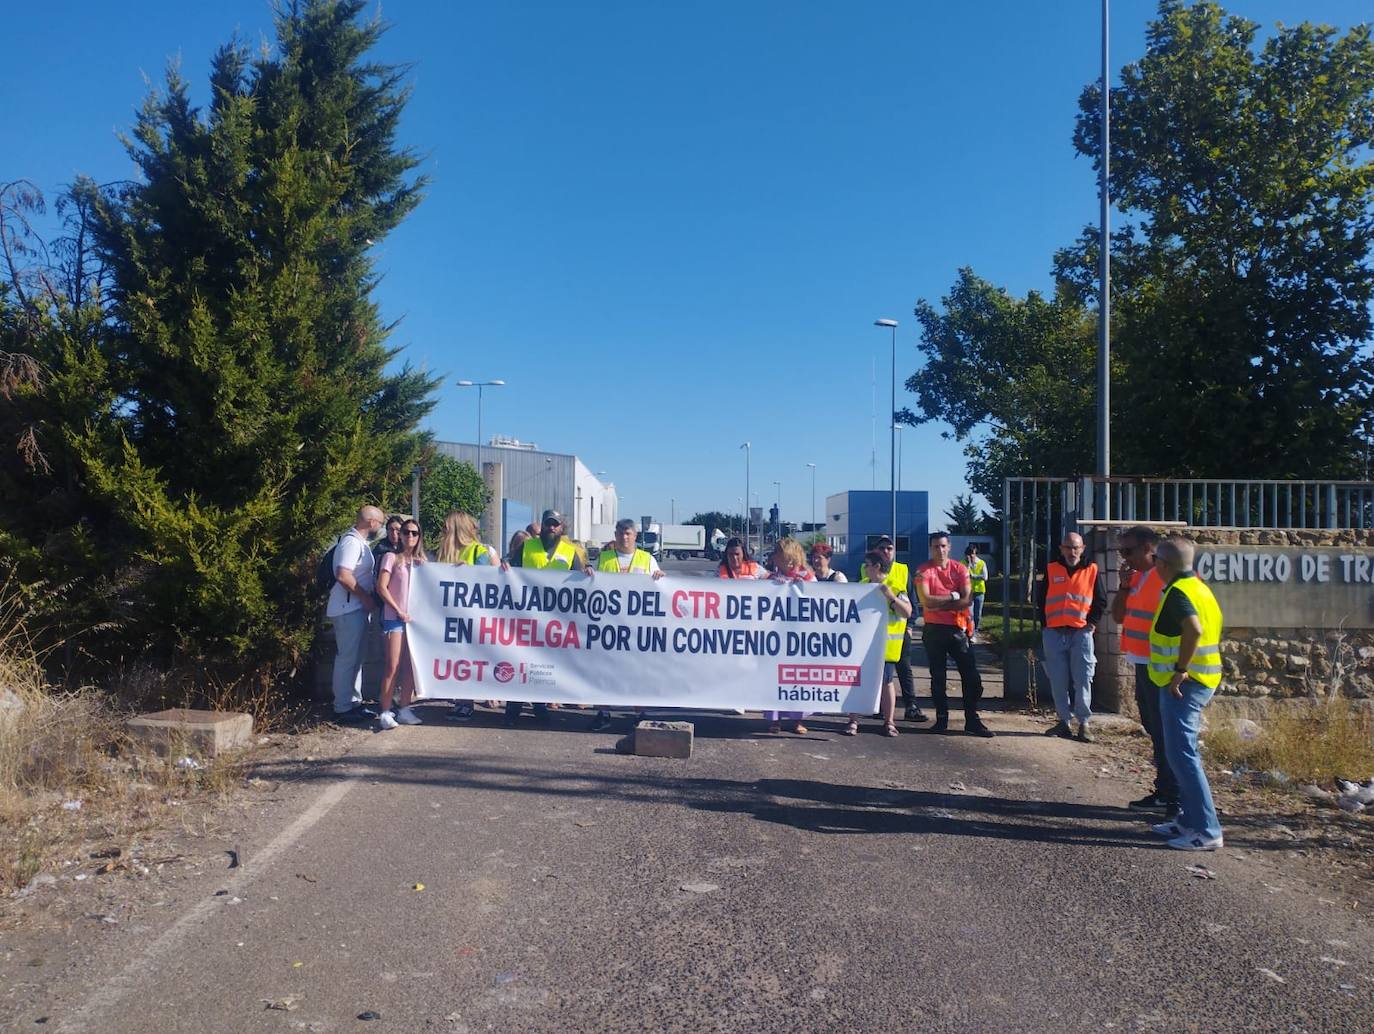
[824,490,929,580]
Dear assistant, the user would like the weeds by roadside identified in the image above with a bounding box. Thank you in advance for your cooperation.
[1203,700,1374,786]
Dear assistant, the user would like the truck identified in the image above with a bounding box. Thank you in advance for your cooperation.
[637,523,713,560]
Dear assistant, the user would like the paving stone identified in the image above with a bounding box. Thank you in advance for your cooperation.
[126,708,253,757]
[633,720,692,759]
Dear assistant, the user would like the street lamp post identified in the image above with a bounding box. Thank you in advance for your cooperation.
[772,480,781,541]
[455,378,506,485]
[740,442,751,552]
[806,462,816,534]
[874,319,898,540]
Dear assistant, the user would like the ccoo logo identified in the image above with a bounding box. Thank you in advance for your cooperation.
[493,661,516,684]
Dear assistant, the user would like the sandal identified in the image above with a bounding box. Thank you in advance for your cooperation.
[792,723,808,735]
[843,720,860,736]
[884,723,900,737]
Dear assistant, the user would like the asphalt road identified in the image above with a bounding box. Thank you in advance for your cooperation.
[31,706,1374,1034]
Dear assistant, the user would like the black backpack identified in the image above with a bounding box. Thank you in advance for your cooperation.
[315,536,344,594]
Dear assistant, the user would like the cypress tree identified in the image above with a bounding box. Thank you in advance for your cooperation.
[72,0,436,669]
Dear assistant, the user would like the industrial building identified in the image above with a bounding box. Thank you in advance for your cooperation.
[823,489,930,579]
[434,439,617,547]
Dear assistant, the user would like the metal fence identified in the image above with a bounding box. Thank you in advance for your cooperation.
[998,476,1374,705]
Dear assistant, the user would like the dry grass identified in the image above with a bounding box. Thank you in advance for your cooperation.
[1203,700,1374,785]
[0,587,267,892]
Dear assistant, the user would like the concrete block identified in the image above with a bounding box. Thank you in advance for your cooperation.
[633,720,693,759]
[126,708,253,758]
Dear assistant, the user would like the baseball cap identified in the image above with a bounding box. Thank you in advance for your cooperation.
[541,509,565,525]
[874,534,894,547]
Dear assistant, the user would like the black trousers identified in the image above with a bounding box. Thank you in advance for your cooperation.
[922,624,984,719]
[895,648,916,707]
[1133,663,1179,802]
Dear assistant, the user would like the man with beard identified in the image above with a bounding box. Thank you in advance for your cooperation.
[506,509,586,724]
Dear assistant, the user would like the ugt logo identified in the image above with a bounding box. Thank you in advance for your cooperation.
[494,661,516,684]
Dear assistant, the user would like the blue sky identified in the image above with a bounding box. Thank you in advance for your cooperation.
[7,1,1364,528]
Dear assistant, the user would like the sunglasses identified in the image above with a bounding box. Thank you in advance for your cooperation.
[403,529,421,538]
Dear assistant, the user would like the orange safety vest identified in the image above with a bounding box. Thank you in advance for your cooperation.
[717,560,761,579]
[1045,561,1097,629]
[1120,566,1165,664]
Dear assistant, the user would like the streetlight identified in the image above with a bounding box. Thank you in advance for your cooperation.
[806,462,816,533]
[874,320,898,541]
[772,479,781,540]
[455,379,506,483]
[671,497,676,525]
[740,442,751,552]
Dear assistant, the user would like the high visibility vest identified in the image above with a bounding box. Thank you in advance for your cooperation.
[1148,574,1224,689]
[1120,567,1165,664]
[883,595,908,662]
[522,537,578,570]
[598,548,652,574]
[967,557,987,595]
[860,560,909,597]
[459,542,491,565]
[1045,561,1097,629]
[718,560,761,578]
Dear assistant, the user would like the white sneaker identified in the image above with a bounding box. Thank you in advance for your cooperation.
[1168,832,1223,851]
[395,706,422,725]
[1151,819,1189,838]
[377,711,398,730]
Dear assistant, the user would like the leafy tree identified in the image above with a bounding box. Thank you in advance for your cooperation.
[419,455,488,544]
[687,510,745,543]
[2,1,437,676]
[1058,1,1374,477]
[901,268,1098,501]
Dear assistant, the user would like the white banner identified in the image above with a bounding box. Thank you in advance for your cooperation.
[405,565,888,713]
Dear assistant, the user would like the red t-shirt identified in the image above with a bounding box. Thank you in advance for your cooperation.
[916,559,969,627]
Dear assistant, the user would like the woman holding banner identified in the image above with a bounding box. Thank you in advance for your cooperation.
[376,518,427,730]
[846,549,911,737]
[764,538,816,734]
[436,511,505,721]
[717,537,765,579]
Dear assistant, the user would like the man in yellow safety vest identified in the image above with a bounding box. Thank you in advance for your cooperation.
[588,519,664,731]
[1147,537,1226,852]
[507,509,586,724]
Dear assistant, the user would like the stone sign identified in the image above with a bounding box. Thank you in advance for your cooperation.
[1194,547,1374,629]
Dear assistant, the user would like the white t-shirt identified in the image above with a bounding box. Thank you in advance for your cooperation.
[610,549,661,575]
[326,528,376,617]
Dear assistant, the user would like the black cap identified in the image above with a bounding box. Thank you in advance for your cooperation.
[875,534,894,546]
[541,509,565,525]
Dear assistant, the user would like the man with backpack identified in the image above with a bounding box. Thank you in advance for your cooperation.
[325,505,386,722]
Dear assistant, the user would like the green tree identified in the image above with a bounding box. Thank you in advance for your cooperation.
[419,455,488,544]
[901,268,1098,501]
[11,0,437,675]
[687,510,745,544]
[944,494,983,535]
[1059,1,1374,477]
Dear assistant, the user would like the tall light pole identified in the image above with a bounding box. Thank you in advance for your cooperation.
[455,379,506,484]
[874,319,898,541]
[740,442,751,552]
[806,462,816,533]
[671,497,676,525]
[1097,0,1111,486]
[772,479,781,540]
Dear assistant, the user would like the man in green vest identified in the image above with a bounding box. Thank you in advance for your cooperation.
[1147,537,1225,852]
[588,519,663,730]
[506,509,586,724]
[860,535,927,724]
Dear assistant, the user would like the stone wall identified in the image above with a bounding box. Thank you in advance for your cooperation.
[1091,527,1374,715]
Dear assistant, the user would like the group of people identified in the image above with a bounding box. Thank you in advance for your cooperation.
[325,505,1226,851]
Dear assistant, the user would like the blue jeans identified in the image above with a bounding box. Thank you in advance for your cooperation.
[1160,678,1222,840]
[331,608,371,713]
[1041,626,1095,724]
[970,593,984,631]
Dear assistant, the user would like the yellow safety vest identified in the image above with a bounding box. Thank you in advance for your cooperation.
[598,548,652,573]
[459,542,491,565]
[967,557,987,595]
[1148,574,1224,689]
[883,595,907,662]
[522,537,578,570]
[860,560,908,596]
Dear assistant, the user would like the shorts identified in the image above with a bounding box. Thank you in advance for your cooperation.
[381,619,407,634]
[884,661,897,681]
